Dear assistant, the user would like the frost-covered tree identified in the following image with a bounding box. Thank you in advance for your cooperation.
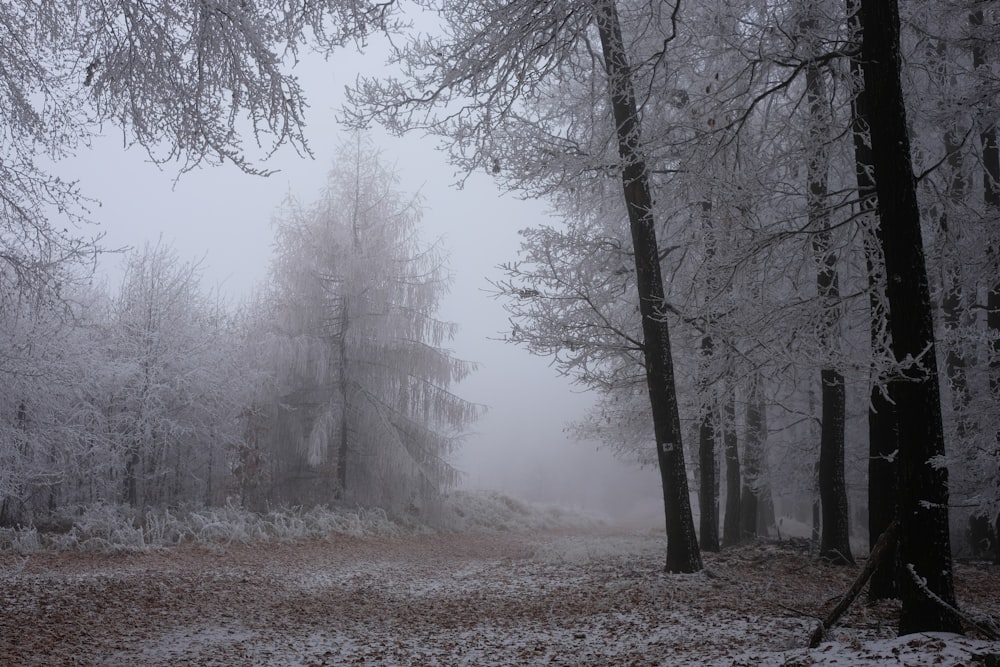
[795,4,855,566]
[0,240,251,521]
[349,0,704,573]
[341,0,998,590]
[104,242,243,509]
[908,4,1000,566]
[0,281,104,523]
[844,0,900,597]
[858,0,961,634]
[265,134,480,510]
[0,0,394,306]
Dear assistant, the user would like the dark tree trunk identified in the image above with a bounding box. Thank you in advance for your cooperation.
[847,0,900,596]
[739,376,765,541]
[811,486,821,542]
[595,0,701,573]
[867,378,900,598]
[805,47,854,566]
[697,200,720,553]
[859,0,962,634]
[988,125,1000,566]
[698,368,720,552]
[995,513,1000,566]
[971,9,1000,567]
[722,390,742,547]
[818,370,853,564]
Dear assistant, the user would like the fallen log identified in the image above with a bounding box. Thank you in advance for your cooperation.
[808,519,899,648]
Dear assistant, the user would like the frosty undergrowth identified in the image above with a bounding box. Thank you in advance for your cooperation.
[0,490,602,554]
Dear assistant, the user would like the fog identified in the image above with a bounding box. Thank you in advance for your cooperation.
[52,43,662,526]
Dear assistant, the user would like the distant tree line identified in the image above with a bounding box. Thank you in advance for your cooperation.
[0,136,478,523]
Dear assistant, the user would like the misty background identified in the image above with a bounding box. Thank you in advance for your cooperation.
[51,42,663,524]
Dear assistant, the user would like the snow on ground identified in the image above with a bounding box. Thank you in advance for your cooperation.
[1,528,997,666]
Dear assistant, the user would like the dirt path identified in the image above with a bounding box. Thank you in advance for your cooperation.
[1,531,996,665]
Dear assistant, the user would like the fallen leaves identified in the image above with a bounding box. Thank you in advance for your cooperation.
[0,531,996,666]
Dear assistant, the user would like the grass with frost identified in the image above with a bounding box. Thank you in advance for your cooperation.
[0,490,601,553]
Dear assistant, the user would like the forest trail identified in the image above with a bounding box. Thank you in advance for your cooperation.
[1,529,996,666]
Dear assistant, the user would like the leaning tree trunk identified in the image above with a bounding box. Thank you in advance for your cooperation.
[805,34,854,566]
[858,0,962,634]
[595,0,701,573]
[848,0,899,597]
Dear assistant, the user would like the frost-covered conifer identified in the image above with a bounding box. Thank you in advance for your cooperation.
[265,133,481,510]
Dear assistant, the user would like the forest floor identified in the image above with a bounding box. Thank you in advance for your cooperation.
[1,528,998,666]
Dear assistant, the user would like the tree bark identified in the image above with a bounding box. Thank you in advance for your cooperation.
[818,369,852,564]
[971,9,1000,567]
[698,202,720,553]
[805,44,854,566]
[988,109,1000,567]
[739,375,765,541]
[858,0,962,634]
[867,365,900,599]
[722,389,742,547]
[847,0,900,596]
[594,0,701,573]
[698,371,720,552]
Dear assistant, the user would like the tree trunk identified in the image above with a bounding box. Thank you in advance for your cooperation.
[697,201,720,553]
[739,375,765,541]
[698,371,720,552]
[971,9,1000,568]
[858,0,962,634]
[867,374,900,598]
[595,0,701,573]
[722,389,741,547]
[336,302,350,500]
[988,110,1000,566]
[811,485,821,542]
[818,371,853,564]
[805,46,854,566]
[847,0,900,596]
[995,513,1000,566]
[757,486,776,537]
